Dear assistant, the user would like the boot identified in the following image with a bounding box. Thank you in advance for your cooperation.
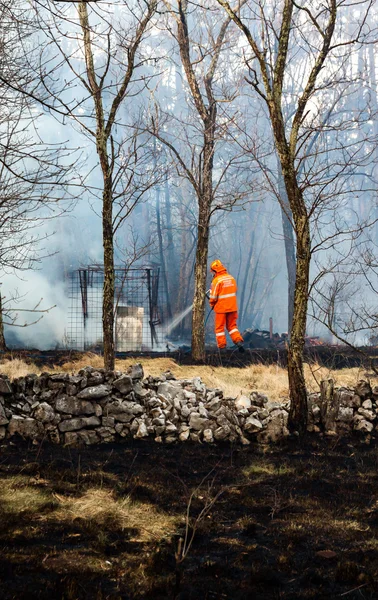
[236,341,245,353]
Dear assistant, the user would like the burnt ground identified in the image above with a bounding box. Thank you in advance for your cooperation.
[1,437,378,599]
[3,345,378,369]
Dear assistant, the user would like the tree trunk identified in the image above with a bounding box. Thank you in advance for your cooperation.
[277,159,296,333]
[319,378,338,433]
[176,186,191,318]
[191,120,214,361]
[191,205,210,361]
[287,211,310,435]
[0,292,7,351]
[164,177,175,317]
[102,180,115,371]
[156,183,172,321]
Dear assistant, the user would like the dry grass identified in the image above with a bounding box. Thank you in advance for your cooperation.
[0,354,376,400]
[0,475,56,516]
[58,355,373,399]
[0,476,177,544]
[54,488,177,543]
[0,358,43,380]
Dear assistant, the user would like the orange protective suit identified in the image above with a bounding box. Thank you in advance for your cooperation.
[209,260,243,348]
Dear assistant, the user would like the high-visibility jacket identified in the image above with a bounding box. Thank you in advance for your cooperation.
[209,268,238,314]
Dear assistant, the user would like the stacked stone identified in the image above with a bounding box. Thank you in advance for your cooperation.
[0,364,265,446]
[1,366,378,446]
[308,379,378,437]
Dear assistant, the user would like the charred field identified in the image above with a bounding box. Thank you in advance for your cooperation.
[3,344,378,370]
[1,436,378,600]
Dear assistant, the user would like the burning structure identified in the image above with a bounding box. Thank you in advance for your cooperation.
[68,265,167,352]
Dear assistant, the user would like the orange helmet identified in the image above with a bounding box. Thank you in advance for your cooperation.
[210,259,226,274]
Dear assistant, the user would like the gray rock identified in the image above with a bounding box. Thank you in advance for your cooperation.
[113,413,135,423]
[362,399,373,410]
[64,432,79,446]
[206,397,222,412]
[357,408,376,421]
[93,403,102,417]
[213,426,230,440]
[258,410,289,443]
[106,399,142,415]
[102,416,115,427]
[157,382,182,401]
[133,382,150,400]
[0,403,9,426]
[338,390,361,409]
[127,363,144,380]
[192,377,206,394]
[50,373,69,382]
[77,385,111,400]
[244,415,263,433]
[198,404,209,418]
[78,430,100,445]
[68,375,82,385]
[147,398,163,409]
[203,429,214,443]
[65,384,77,396]
[355,380,372,400]
[39,390,56,402]
[216,413,233,430]
[150,407,163,418]
[112,375,133,394]
[237,408,250,417]
[87,372,105,386]
[354,417,374,433]
[44,425,60,444]
[34,402,55,424]
[183,390,197,403]
[58,416,101,432]
[337,406,354,423]
[134,422,149,438]
[8,416,44,440]
[48,381,65,391]
[55,396,95,416]
[181,405,191,419]
[235,395,251,411]
[165,421,177,433]
[0,426,6,440]
[189,413,212,431]
[163,370,176,380]
[257,408,269,420]
[0,377,12,395]
[250,392,268,407]
[179,426,190,441]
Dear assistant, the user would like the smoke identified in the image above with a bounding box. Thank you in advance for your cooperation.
[2,271,70,349]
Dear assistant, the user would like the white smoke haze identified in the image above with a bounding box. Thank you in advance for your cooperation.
[2,271,70,350]
[1,1,377,352]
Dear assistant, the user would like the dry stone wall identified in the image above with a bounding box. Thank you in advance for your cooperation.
[0,364,376,446]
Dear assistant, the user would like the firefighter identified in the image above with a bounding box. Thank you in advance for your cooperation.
[207,259,245,352]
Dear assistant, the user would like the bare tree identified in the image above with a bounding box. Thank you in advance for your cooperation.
[153,0,254,360]
[26,0,159,369]
[0,0,82,349]
[216,0,376,435]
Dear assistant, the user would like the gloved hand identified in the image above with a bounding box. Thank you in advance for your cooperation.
[205,289,211,300]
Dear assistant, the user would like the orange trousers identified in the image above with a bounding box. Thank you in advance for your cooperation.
[215,311,243,348]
